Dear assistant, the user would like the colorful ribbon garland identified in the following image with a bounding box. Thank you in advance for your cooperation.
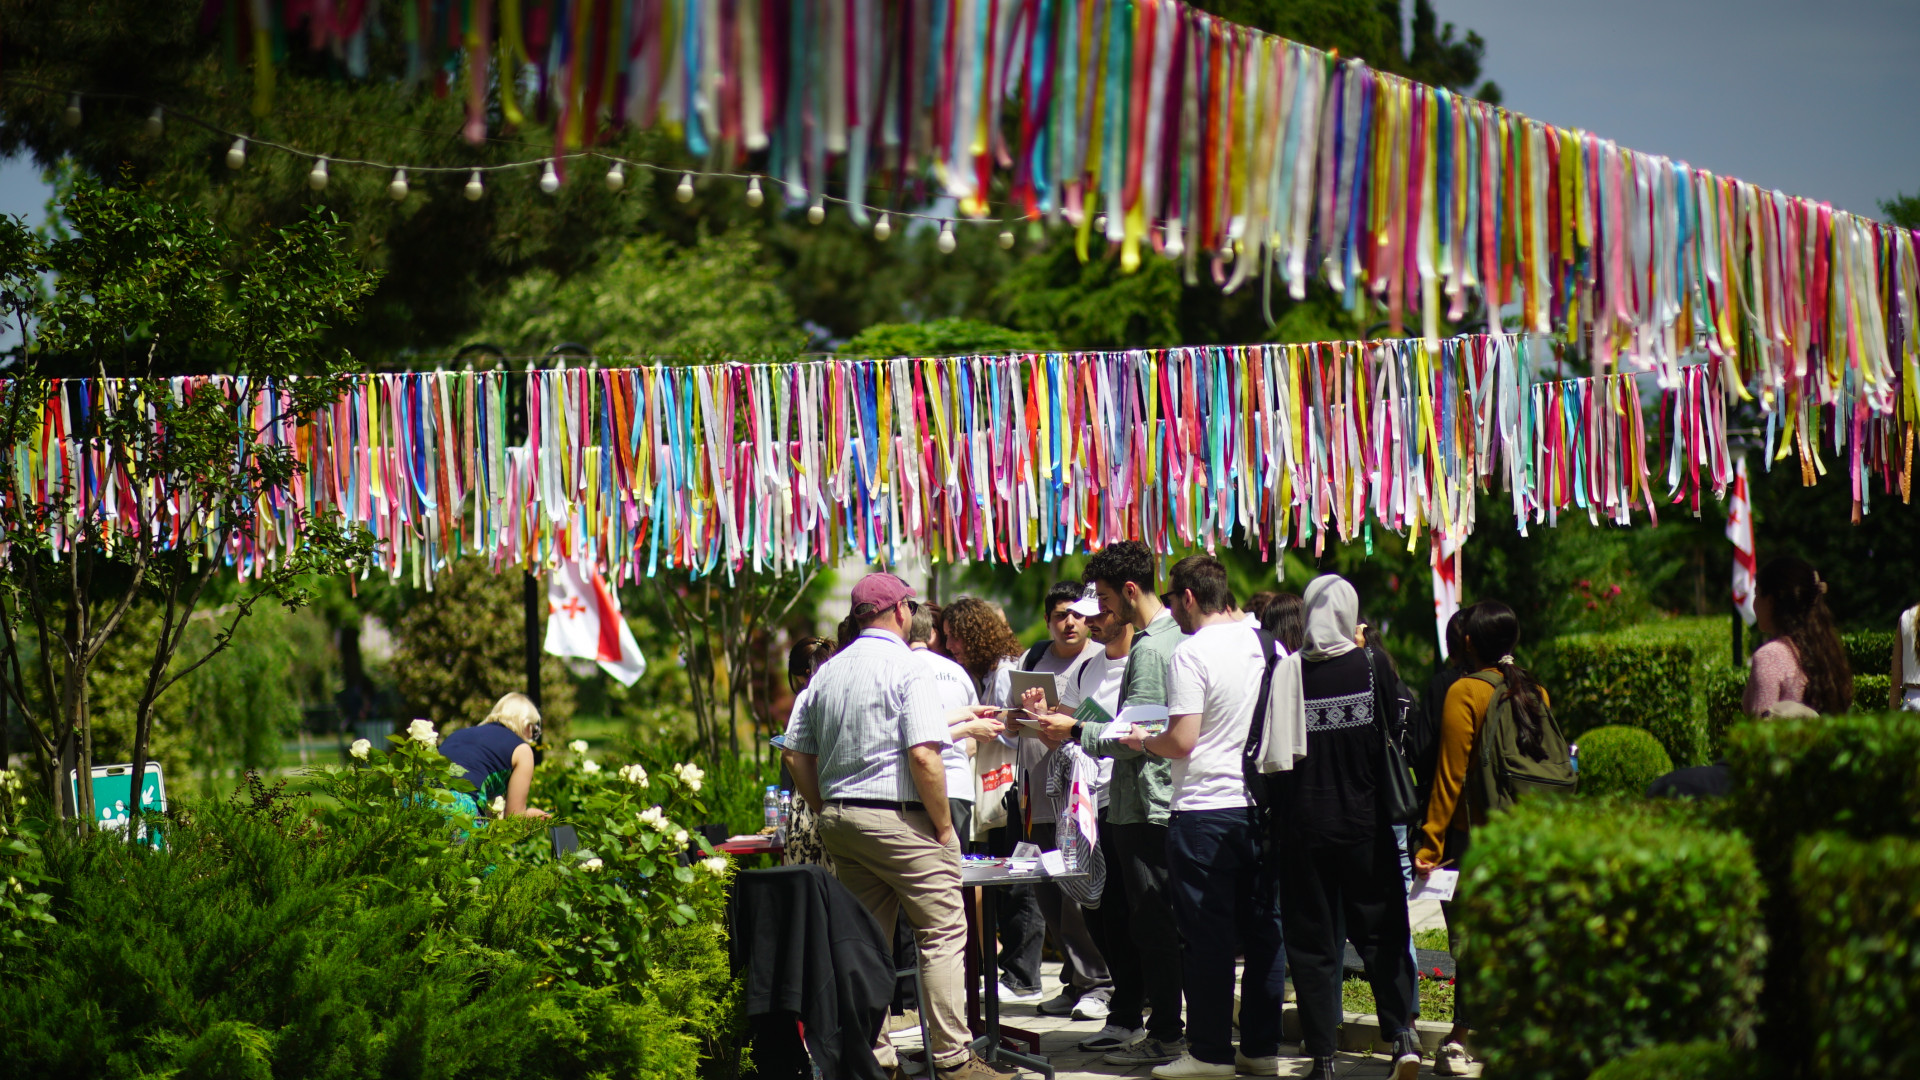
[212,1,1920,435]
[9,340,1911,583]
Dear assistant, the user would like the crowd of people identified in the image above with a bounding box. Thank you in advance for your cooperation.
[776,543,1575,1080]
[413,538,1909,1080]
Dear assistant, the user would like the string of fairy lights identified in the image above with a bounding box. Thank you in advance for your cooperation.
[11,78,1052,252]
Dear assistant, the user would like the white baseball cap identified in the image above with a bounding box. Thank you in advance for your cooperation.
[1067,585,1102,617]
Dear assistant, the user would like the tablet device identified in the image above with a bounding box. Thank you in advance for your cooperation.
[1008,669,1060,709]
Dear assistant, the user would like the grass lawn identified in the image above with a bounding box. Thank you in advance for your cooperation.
[1337,927,1455,1023]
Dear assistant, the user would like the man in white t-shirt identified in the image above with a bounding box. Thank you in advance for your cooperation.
[1122,555,1287,1079]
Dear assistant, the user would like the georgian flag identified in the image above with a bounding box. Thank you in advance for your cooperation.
[544,560,648,685]
[1727,458,1757,627]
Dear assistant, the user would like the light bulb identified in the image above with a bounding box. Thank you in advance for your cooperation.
[937,221,956,254]
[675,172,694,202]
[225,138,247,170]
[464,170,485,201]
[62,94,82,128]
[387,168,409,201]
[605,162,625,192]
[1164,219,1186,259]
[998,229,1015,250]
[745,176,764,207]
[144,107,164,138]
[807,198,825,225]
[873,213,892,241]
[307,157,330,191]
[540,160,560,194]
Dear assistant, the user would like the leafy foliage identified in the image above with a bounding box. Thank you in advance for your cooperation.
[1575,726,1674,799]
[1585,1041,1757,1080]
[1840,630,1895,679]
[465,232,807,359]
[1724,711,1920,1074]
[0,734,739,1079]
[0,770,57,945]
[837,318,1060,358]
[1540,638,1701,767]
[1458,799,1766,1080]
[1793,832,1920,1078]
[390,557,577,738]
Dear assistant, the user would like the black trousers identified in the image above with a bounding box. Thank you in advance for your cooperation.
[1279,826,1417,1057]
[1107,819,1185,1041]
[1084,810,1142,1022]
[985,821,1046,993]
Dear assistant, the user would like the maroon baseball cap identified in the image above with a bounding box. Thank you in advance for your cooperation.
[849,572,917,615]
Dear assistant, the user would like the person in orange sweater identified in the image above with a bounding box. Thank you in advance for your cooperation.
[1412,600,1553,1076]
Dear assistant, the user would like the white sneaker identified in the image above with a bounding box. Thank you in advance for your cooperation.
[1150,1053,1236,1078]
[1071,995,1111,1021]
[1233,1051,1280,1075]
[998,978,1043,1003]
[1434,1040,1473,1076]
[1077,1024,1142,1052]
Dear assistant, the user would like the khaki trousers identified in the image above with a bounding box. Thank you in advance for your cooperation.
[817,803,970,1070]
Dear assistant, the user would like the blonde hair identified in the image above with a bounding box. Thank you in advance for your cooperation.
[482,692,541,739]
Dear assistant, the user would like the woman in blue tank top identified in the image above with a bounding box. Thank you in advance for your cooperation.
[437,692,551,819]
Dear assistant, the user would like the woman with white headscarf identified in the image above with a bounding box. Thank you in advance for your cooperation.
[1270,575,1421,1080]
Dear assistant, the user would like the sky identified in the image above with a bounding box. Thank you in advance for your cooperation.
[1432,0,1920,218]
[2,0,1916,231]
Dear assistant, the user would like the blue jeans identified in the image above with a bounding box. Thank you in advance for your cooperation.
[1166,807,1287,1065]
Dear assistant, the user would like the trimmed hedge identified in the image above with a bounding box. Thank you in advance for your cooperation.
[1840,630,1895,678]
[1586,1041,1756,1080]
[1459,799,1765,1080]
[1851,674,1892,712]
[1704,665,1747,758]
[1574,725,1673,798]
[1794,832,1920,1078]
[1545,640,1702,767]
[1725,712,1920,1075]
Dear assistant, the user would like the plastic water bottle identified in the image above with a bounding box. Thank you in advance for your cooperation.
[764,786,781,833]
[1570,743,1581,774]
[776,789,793,845]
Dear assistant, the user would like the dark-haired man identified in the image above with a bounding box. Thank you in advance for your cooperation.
[1123,555,1286,1078]
[1045,541,1190,1065]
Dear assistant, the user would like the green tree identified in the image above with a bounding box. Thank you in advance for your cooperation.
[389,557,576,738]
[1883,191,1920,229]
[465,231,806,359]
[837,318,1059,358]
[0,179,378,829]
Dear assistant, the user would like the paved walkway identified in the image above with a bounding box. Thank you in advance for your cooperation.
[891,901,1479,1080]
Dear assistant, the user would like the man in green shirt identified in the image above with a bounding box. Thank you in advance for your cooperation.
[1038,541,1188,1065]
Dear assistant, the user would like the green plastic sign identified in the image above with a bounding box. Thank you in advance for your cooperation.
[70,763,167,848]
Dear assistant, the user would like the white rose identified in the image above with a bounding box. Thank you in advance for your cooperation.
[673,829,689,846]
[637,806,665,828]
[581,857,604,871]
[490,796,507,816]
[407,719,438,748]
[702,856,729,876]
[568,739,589,754]
[619,763,649,786]
[349,738,371,761]
[580,758,601,775]
[673,762,706,793]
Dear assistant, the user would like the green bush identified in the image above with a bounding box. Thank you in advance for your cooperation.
[1542,637,1702,766]
[1850,674,1892,713]
[1793,832,1920,1078]
[1724,712,1920,1074]
[1575,726,1674,798]
[1458,799,1765,1080]
[1705,665,1748,757]
[0,736,740,1078]
[1586,1040,1757,1080]
[1840,630,1895,679]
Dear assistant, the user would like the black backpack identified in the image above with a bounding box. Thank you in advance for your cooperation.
[1239,629,1284,824]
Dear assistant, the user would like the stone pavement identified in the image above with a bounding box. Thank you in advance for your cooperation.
[890,900,1480,1080]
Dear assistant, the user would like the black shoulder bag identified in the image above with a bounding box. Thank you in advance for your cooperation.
[1370,647,1423,825]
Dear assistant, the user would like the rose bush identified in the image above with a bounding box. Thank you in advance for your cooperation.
[0,735,742,1079]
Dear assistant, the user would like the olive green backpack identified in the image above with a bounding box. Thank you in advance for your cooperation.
[1464,669,1576,819]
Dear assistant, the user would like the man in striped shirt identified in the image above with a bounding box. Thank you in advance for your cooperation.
[786,572,1012,1080]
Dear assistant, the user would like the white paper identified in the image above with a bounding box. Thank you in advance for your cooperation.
[1039,849,1068,877]
[1409,869,1459,902]
[1116,704,1170,726]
